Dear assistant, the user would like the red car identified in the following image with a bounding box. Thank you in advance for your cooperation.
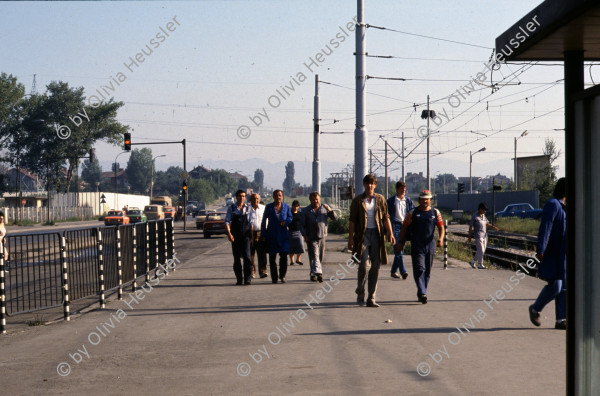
[164,206,176,219]
[203,212,227,238]
[104,210,130,226]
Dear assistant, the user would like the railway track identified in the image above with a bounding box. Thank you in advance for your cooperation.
[450,230,537,252]
[447,231,539,276]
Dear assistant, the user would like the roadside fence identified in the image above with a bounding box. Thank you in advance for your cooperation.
[0,219,174,334]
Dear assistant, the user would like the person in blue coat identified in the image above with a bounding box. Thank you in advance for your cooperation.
[387,181,415,279]
[261,190,293,284]
[529,177,567,330]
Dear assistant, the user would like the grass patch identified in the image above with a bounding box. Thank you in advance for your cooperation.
[43,220,56,226]
[496,217,540,236]
[54,216,97,223]
[441,240,491,267]
[26,314,46,326]
[11,220,36,226]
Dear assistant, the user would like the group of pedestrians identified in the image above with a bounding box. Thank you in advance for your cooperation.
[348,175,445,307]
[225,189,337,285]
[224,175,569,329]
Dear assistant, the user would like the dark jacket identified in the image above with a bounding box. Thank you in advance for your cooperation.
[536,198,566,281]
[386,194,415,224]
[261,202,293,254]
[300,204,337,240]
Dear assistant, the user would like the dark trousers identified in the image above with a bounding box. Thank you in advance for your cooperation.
[391,222,407,275]
[251,231,267,275]
[269,253,288,282]
[232,233,252,283]
[532,279,566,321]
[411,248,435,297]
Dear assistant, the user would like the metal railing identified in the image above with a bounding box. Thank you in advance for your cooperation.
[0,219,174,334]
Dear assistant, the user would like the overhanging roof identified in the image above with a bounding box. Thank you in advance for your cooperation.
[495,0,600,61]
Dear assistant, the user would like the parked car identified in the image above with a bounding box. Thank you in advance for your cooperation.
[203,212,227,238]
[195,209,213,229]
[163,206,176,219]
[495,203,543,219]
[104,210,130,226]
[144,204,165,220]
[225,197,234,206]
[127,208,147,223]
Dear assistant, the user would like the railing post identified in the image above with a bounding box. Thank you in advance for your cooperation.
[155,222,160,272]
[60,236,70,321]
[145,222,150,284]
[97,229,106,309]
[443,220,448,269]
[117,228,123,300]
[132,225,137,292]
[163,220,171,271]
[1,239,6,334]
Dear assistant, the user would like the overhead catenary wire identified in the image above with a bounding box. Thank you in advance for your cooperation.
[366,24,493,50]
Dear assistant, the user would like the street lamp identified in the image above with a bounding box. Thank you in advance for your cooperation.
[514,130,528,191]
[470,147,486,194]
[150,154,166,200]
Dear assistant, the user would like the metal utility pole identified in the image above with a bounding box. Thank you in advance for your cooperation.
[354,0,368,193]
[313,75,321,194]
[402,131,405,182]
[426,95,431,191]
[384,139,389,198]
[514,130,528,191]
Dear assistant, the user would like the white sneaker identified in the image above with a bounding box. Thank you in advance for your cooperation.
[477,264,486,269]
[469,260,476,268]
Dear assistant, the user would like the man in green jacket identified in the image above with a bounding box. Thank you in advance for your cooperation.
[348,174,395,307]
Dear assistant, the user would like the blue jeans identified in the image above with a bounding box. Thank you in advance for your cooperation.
[532,279,566,321]
[411,249,434,297]
[391,222,407,275]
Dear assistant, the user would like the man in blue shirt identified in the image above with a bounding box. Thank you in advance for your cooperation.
[225,190,252,285]
[529,178,567,329]
[387,181,415,279]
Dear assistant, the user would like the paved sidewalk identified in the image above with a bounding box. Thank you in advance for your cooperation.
[0,233,565,395]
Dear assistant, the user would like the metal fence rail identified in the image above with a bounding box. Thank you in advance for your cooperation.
[3,233,64,315]
[64,228,99,301]
[0,219,175,334]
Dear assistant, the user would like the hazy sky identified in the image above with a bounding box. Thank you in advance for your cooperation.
[1,0,576,186]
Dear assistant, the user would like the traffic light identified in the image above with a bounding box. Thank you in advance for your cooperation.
[124,133,131,151]
[89,148,95,163]
[458,183,465,193]
[182,180,188,192]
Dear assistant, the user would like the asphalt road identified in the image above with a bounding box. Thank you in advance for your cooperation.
[0,222,566,395]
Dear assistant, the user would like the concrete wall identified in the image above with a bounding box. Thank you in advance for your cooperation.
[51,192,150,215]
[435,190,540,213]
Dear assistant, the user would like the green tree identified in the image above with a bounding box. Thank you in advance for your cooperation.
[0,79,129,192]
[237,176,250,191]
[283,161,296,195]
[535,138,560,206]
[81,158,103,191]
[0,73,25,128]
[126,148,153,194]
[202,169,237,197]
[188,178,216,203]
[434,173,457,194]
[253,168,264,193]
[154,166,184,196]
